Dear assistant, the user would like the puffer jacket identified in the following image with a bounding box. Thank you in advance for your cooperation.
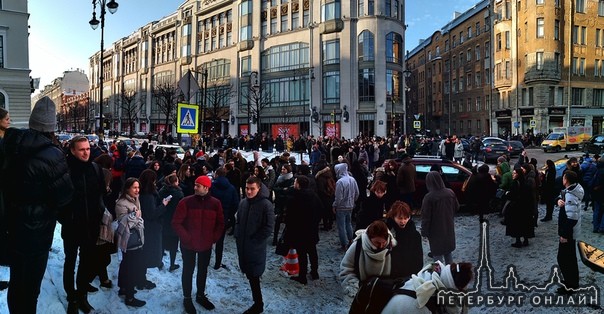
[1,128,74,256]
[172,194,224,252]
[559,183,585,240]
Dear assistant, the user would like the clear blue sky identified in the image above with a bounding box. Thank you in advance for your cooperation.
[28,0,481,89]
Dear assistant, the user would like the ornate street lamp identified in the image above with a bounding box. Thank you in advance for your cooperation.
[402,69,412,135]
[90,0,119,139]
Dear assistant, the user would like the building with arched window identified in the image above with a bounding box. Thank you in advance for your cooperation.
[89,0,407,139]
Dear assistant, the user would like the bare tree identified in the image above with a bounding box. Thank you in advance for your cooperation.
[241,83,273,134]
[204,83,233,134]
[118,89,142,138]
[152,81,180,139]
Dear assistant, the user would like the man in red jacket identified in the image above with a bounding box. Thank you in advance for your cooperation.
[172,175,224,314]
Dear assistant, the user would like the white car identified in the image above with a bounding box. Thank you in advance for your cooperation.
[155,144,186,160]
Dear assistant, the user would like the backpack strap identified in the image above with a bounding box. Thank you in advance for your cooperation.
[353,238,363,280]
[393,288,416,298]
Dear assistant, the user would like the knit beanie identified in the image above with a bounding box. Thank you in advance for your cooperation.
[195,175,212,188]
[29,96,57,132]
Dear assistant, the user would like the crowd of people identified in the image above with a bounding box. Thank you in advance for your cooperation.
[2,97,604,313]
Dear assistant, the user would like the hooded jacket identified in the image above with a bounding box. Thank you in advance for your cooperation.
[420,171,458,256]
[498,162,513,190]
[333,163,359,210]
[1,128,74,256]
[559,183,585,240]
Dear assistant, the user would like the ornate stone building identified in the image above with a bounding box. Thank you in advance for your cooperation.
[89,0,408,139]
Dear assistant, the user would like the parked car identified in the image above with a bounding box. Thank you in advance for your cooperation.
[505,140,524,157]
[584,134,604,155]
[480,137,510,163]
[155,144,186,160]
[56,133,73,143]
[400,156,472,210]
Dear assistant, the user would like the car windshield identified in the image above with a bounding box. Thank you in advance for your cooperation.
[591,135,604,143]
[546,133,563,140]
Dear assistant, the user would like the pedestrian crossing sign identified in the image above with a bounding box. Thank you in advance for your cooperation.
[177,103,199,134]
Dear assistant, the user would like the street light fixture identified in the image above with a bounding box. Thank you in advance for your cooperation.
[90,0,119,139]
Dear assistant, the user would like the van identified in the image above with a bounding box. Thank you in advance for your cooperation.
[541,126,591,152]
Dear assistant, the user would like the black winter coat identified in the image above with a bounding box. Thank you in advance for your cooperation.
[1,128,74,256]
[210,176,239,221]
[235,185,275,277]
[159,184,185,238]
[284,189,322,247]
[386,218,423,279]
[357,193,386,230]
[61,154,105,245]
[125,155,147,179]
[140,192,167,268]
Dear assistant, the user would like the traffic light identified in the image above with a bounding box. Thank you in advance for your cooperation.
[330,110,335,124]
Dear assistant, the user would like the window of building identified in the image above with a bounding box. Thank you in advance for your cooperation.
[536,52,544,70]
[485,68,491,84]
[496,33,502,51]
[475,71,481,87]
[555,52,561,72]
[460,31,464,43]
[597,29,602,47]
[452,79,457,93]
[321,0,341,21]
[241,56,251,76]
[358,30,375,61]
[368,0,374,15]
[261,42,309,72]
[459,76,464,92]
[386,32,402,64]
[476,97,481,112]
[505,31,510,49]
[385,0,392,17]
[581,26,587,45]
[281,10,288,32]
[323,71,340,104]
[572,87,584,105]
[303,5,310,26]
[386,69,402,100]
[271,15,277,33]
[323,39,340,65]
[505,60,511,79]
[580,57,586,75]
[359,68,375,101]
[468,26,472,38]
[181,23,191,57]
[595,59,601,77]
[358,0,365,16]
[576,0,586,13]
[505,1,511,19]
[239,0,252,41]
[572,26,578,44]
[475,45,481,60]
[554,20,560,40]
[476,22,481,35]
[594,88,604,106]
[537,0,544,4]
[573,57,579,74]
[453,35,457,47]
[600,0,604,16]
[537,18,544,38]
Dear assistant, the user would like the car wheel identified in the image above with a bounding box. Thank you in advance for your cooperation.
[555,146,560,153]
[543,149,547,153]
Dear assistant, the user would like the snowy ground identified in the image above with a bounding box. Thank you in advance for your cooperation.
[1,201,603,313]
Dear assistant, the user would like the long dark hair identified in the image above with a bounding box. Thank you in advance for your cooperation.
[139,169,157,194]
[120,177,140,199]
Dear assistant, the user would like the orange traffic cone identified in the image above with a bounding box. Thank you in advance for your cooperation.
[281,248,299,276]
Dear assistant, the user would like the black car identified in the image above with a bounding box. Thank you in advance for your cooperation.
[480,137,510,163]
[505,140,524,156]
[584,134,604,155]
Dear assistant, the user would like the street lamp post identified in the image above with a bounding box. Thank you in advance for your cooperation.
[90,0,119,139]
[402,69,412,135]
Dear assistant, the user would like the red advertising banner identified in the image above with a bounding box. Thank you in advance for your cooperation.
[324,122,340,138]
[271,124,299,139]
[240,125,249,136]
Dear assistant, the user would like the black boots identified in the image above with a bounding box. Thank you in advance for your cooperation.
[125,296,146,307]
[243,302,264,314]
[183,297,196,314]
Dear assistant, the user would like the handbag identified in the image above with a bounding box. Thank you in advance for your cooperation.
[97,208,115,244]
[127,228,143,251]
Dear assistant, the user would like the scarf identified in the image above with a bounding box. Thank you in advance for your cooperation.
[356,231,395,281]
[275,172,293,186]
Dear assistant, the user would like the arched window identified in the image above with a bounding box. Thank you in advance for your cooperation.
[358,30,375,62]
[386,32,402,64]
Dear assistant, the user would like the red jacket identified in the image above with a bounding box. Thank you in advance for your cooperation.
[172,194,224,252]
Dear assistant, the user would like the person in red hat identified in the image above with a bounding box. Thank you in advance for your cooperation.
[172,175,224,314]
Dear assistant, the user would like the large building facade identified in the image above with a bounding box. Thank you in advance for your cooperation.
[408,0,604,138]
[0,0,31,128]
[406,0,493,137]
[89,0,408,139]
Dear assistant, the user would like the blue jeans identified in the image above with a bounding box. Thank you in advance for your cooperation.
[593,201,604,232]
[336,209,353,248]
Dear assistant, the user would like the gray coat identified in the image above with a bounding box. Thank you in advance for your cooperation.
[235,184,275,277]
[420,171,459,256]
